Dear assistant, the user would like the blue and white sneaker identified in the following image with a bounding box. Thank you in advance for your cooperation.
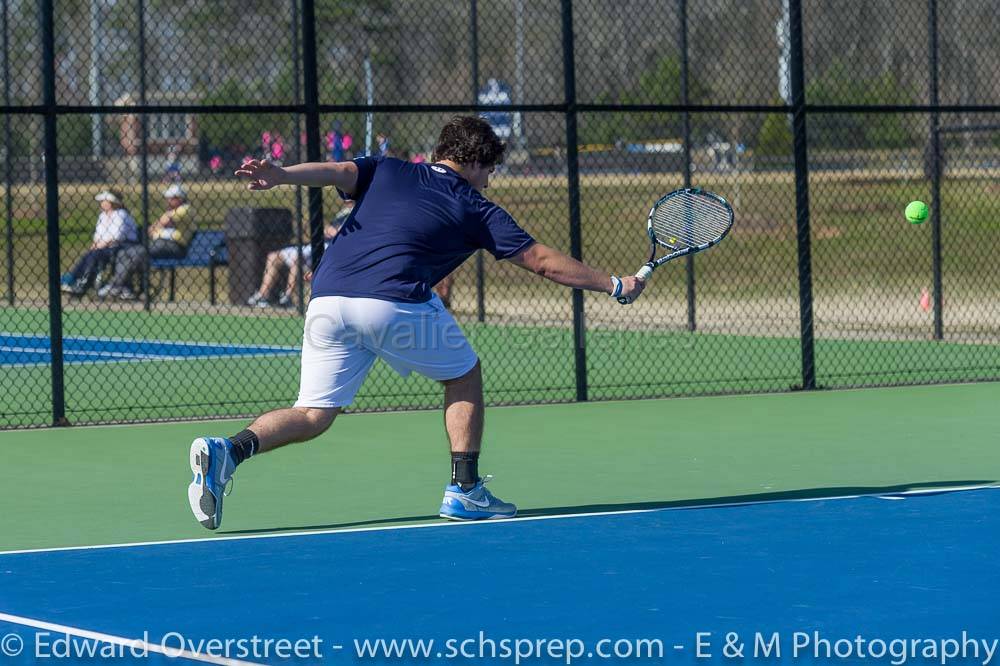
[187,437,236,530]
[439,475,517,521]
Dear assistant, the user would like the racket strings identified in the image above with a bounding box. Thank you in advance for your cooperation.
[650,193,731,249]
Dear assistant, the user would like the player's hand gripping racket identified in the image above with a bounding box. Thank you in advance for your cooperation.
[618,187,734,305]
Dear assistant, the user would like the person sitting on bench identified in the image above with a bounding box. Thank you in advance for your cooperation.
[100,184,195,300]
[149,184,194,259]
[61,190,139,297]
[246,202,352,309]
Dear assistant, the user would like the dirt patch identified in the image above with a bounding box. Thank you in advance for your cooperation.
[12,203,45,219]
[733,214,843,240]
[827,200,898,215]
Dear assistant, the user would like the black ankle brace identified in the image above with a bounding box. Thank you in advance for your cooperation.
[451,452,480,491]
[229,429,259,466]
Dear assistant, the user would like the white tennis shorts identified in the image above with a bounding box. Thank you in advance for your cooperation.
[294,295,479,408]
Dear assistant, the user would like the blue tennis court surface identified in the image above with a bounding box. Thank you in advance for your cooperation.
[0,333,299,367]
[1,488,997,665]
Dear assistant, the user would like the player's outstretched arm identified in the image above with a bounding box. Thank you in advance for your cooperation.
[235,159,361,195]
[508,243,645,303]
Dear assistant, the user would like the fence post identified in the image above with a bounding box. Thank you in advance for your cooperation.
[679,0,695,331]
[927,0,943,340]
[139,0,152,312]
[560,0,587,402]
[300,0,324,269]
[470,0,486,323]
[40,0,67,425]
[788,0,816,390]
[2,0,13,307]
[291,0,306,316]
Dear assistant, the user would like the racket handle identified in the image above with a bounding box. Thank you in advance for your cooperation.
[617,264,654,304]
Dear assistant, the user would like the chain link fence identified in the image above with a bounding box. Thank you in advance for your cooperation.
[2,0,999,428]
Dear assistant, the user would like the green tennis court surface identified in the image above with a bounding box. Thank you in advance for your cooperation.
[4,306,1000,427]
[2,381,997,553]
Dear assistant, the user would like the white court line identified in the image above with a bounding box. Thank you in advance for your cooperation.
[3,345,269,361]
[1,335,299,368]
[3,345,164,360]
[0,332,299,352]
[2,352,296,369]
[0,612,264,666]
[1,484,995,558]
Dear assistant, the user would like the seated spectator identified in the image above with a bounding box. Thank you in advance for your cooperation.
[246,202,352,308]
[100,184,195,300]
[150,184,194,258]
[61,190,138,296]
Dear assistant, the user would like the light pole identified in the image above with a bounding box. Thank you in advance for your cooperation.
[513,0,524,149]
[3,0,14,305]
[89,0,103,157]
[776,0,791,105]
[364,56,374,155]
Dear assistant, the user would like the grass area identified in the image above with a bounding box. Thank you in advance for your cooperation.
[3,306,999,428]
[3,171,1000,303]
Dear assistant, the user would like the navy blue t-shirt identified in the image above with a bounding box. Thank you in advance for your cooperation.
[311,157,535,303]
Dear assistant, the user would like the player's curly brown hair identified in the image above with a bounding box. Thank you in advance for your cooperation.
[432,116,506,167]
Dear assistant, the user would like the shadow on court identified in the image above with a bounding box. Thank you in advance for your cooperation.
[218,480,994,536]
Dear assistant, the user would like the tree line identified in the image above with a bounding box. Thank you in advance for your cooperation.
[3,0,997,160]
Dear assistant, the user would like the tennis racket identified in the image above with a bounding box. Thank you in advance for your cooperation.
[618,187,734,305]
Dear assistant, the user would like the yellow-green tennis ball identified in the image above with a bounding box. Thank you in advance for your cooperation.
[906,200,928,224]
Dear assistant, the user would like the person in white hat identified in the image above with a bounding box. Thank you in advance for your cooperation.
[100,184,196,299]
[61,189,139,296]
[150,184,194,258]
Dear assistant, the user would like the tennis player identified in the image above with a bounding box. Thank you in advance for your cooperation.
[188,116,644,529]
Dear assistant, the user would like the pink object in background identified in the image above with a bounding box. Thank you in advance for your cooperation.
[209,155,222,172]
[342,133,353,150]
[920,287,931,312]
[271,138,284,161]
[261,131,271,146]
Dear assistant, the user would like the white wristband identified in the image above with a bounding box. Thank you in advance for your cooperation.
[609,275,623,298]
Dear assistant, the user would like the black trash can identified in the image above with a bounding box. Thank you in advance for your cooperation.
[223,207,293,305]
